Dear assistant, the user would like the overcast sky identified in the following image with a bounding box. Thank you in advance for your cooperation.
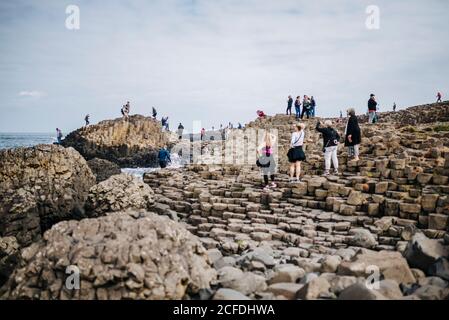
[0,0,448,133]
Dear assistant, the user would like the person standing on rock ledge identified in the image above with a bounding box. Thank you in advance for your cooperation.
[437,92,442,103]
[310,96,316,117]
[294,96,301,120]
[84,114,90,127]
[56,128,63,144]
[158,145,171,168]
[344,108,361,161]
[177,123,185,139]
[316,120,340,176]
[286,95,293,115]
[287,123,306,182]
[368,94,377,124]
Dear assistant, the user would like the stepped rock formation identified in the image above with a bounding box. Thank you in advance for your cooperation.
[0,145,96,246]
[141,102,449,300]
[0,211,217,300]
[85,174,155,217]
[62,115,168,167]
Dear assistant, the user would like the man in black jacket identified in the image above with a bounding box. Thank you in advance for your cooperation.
[368,94,377,123]
[316,120,340,176]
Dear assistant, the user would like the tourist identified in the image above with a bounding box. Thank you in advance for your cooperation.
[301,95,311,119]
[393,103,397,112]
[294,96,301,120]
[152,107,157,120]
[344,108,361,161]
[340,110,343,120]
[238,123,243,129]
[287,123,306,182]
[257,132,277,191]
[177,123,184,140]
[286,95,293,115]
[201,128,206,141]
[368,94,377,124]
[316,120,340,176]
[158,145,171,168]
[437,92,442,103]
[84,114,90,126]
[56,128,63,144]
[310,96,316,117]
[165,117,170,131]
[257,110,266,119]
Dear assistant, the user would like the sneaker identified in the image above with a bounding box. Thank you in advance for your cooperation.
[334,170,339,175]
[323,171,330,176]
[263,186,271,192]
[271,182,277,188]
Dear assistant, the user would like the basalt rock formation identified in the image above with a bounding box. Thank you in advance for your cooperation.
[0,211,217,300]
[85,174,155,217]
[62,115,168,168]
[141,102,449,300]
[0,145,96,245]
[87,158,121,182]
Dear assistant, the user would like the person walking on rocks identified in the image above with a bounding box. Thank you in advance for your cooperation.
[316,120,340,176]
[344,108,361,161]
[158,145,171,168]
[286,95,293,115]
[56,128,63,144]
[152,107,157,120]
[393,102,397,112]
[84,114,90,127]
[177,123,184,140]
[437,92,442,103]
[294,96,301,120]
[257,132,277,191]
[368,94,377,124]
[287,123,306,182]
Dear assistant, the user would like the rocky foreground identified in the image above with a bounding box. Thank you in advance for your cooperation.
[1,102,449,300]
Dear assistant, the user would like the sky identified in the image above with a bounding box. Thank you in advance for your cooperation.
[0,0,448,133]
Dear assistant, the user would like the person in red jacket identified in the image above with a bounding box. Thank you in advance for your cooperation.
[257,110,266,118]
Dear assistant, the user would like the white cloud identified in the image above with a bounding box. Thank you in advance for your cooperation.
[18,90,46,98]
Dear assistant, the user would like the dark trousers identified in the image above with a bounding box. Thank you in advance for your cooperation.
[286,106,292,115]
[264,174,275,185]
[159,161,168,168]
[301,108,310,119]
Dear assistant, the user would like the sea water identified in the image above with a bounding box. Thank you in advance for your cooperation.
[0,132,56,149]
[0,132,181,179]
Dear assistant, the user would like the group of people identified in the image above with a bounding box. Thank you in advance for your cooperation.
[287,95,316,120]
[257,108,361,190]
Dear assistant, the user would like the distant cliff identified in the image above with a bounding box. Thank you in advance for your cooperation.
[62,115,169,167]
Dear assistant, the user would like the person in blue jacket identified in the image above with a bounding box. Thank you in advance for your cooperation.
[158,145,171,168]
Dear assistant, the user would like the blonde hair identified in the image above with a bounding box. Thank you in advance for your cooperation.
[324,120,332,127]
[296,123,305,131]
[347,108,355,116]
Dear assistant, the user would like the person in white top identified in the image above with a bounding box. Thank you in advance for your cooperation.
[287,123,306,182]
